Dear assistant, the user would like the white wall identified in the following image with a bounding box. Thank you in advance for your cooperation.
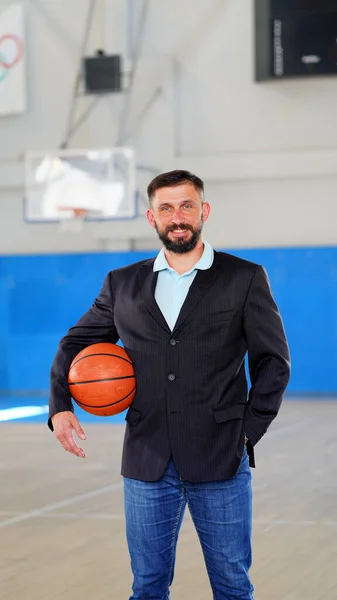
[0,0,336,253]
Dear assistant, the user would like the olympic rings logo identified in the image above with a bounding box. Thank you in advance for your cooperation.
[0,34,24,84]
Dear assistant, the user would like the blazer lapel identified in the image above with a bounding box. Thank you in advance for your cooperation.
[173,257,222,333]
[137,260,171,332]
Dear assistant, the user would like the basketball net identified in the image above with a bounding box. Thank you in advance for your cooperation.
[58,208,87,233]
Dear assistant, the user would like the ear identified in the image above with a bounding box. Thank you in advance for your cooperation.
[202,202,211,224]
[146,208,156,229]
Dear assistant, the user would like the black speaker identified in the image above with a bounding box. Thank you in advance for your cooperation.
[255,0,337,81]
[84,53,122,93]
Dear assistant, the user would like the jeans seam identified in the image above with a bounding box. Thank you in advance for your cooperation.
[186,489,253,600]
[166,488,184,594]
[186,493,218,599]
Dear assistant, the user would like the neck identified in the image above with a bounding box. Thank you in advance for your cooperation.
[163,240,205,275]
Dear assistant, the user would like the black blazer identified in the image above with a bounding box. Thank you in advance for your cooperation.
[49,251,290,482]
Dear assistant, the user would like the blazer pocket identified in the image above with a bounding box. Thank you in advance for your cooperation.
[213,403,247,423]
[125,407,141,425]
[204,308,237,324]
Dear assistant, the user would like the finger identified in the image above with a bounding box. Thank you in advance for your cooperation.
[70,428,86,457]
[69,415,87,441]
[67,432,86,458]
[74,424,87,441]
[57,434,72,452]
[59,433,85,458]
[65,438,85,458]
[65,442,85,458]
[54,431,69,449]
[59,438,72,453]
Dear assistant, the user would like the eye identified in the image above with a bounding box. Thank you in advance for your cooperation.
[159,205,173,212]
[182,204,193,210]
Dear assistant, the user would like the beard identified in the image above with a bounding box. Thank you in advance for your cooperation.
[155,220,203,254]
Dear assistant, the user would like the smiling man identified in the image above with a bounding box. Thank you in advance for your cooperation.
[147,175,210,258]
[49,169,290,599]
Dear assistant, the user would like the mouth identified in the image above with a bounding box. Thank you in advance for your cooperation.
[169,228,190,236]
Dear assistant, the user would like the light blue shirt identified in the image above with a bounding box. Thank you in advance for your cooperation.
[153,241,214,331]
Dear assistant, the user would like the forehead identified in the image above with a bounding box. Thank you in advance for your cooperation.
[152,183,201,205]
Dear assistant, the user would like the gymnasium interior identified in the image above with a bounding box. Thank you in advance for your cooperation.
[1,1,336,599]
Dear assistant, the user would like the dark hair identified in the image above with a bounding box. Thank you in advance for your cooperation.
[147,169,204,204]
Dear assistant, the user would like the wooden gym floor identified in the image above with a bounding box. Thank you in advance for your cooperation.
[1,399,337,600]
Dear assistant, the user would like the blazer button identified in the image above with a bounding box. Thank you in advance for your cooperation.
[169,339,177,346]
[168,373,176,381]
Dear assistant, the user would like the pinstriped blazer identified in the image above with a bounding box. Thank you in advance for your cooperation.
[49,250,290,482]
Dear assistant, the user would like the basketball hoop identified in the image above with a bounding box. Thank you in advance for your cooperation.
[58,207,88,233]
[24,147,137,229]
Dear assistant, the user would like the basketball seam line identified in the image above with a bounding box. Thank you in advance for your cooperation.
[69,375,135,385]
[73,385,136,409]
[70,352,133,369]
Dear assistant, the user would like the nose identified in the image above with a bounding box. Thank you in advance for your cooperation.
[171,208,184,223]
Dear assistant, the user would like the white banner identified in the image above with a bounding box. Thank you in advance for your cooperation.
[0,3,26,116]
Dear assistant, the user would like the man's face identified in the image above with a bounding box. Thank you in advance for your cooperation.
[146,183,210,254]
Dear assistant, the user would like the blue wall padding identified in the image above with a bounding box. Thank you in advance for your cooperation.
[0,247,336,394]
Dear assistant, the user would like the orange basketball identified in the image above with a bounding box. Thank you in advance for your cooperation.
[68,342,136,416]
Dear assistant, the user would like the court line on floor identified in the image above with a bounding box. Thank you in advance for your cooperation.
[0,511,126,520]
[0,481,123,529]
[254,518,337,527]
[0,509,336,527]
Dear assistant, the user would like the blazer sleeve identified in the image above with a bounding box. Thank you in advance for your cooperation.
[48,272,119,430]
[243,265,291,446]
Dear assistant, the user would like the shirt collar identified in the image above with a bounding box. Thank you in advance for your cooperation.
[153,240,214,273]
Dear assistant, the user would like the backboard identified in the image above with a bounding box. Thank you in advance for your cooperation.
[24,147,137,223]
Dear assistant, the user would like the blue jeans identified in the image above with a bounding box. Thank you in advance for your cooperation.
[124,448,254,599]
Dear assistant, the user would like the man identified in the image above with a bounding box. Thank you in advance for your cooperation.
[49,170,290,599]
